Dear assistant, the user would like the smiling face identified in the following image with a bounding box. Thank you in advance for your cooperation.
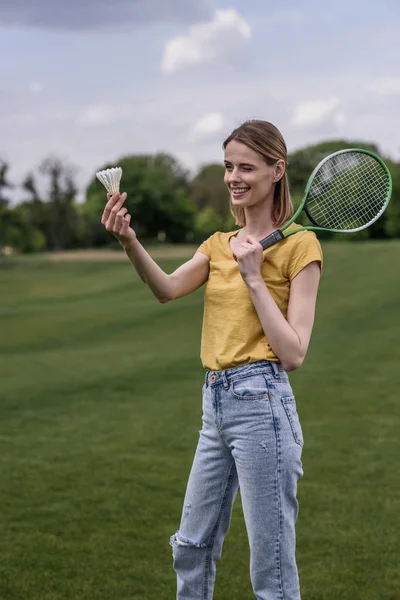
[223,140,285,211]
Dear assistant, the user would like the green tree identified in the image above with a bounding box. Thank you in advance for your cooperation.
[0,160,11,207]
[84,153,195,244]
[4,203,47,253]
[20,173,51,247]
[195,206,225,240]
[39,158,82,250]
[0,160,13,256]
[190,163,230,218]
[383,160,400,238]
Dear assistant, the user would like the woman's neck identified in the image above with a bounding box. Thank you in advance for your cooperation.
[239,203,276,240]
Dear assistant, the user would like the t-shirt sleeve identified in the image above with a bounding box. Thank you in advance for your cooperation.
[287,231,323,281]
[196,233,215,259]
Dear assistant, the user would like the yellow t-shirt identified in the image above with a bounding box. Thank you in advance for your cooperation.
[197,224,323,371]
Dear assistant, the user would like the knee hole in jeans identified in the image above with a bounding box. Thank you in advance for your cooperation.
[170,531,207,549]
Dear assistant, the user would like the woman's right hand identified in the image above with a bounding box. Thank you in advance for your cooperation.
[101,192,137,246]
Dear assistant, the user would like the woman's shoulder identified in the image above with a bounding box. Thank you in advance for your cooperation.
[280,224,322,253]
[284,223,319,241]
[214,229,241,240]
[281,224,323,278]
[197,229,240,258]
[199,230,240,247]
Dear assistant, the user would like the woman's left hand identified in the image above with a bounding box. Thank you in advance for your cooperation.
[232,235,264,284]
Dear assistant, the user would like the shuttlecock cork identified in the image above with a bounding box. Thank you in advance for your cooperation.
[96,167,123,195]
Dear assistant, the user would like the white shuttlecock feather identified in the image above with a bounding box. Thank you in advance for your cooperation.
[96,167,123,194]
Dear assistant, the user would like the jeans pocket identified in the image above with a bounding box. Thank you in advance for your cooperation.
[281,396,304,447]
[230,373,269,401]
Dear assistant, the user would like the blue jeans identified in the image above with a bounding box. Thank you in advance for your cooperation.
[170,361,304,600]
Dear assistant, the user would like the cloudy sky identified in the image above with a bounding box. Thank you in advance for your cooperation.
[1,0,399,197]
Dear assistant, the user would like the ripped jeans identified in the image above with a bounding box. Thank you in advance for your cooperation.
[170,361,304,600]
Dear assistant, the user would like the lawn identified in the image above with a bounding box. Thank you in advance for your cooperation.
[0,241,399,599]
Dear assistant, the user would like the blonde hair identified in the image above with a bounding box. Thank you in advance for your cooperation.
[223,120,293,227]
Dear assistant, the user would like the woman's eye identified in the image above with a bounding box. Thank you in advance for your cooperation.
[224,165,253,172]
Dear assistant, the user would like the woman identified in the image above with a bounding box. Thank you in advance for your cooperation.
[101,120,322,600]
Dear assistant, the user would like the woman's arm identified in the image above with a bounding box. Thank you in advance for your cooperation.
[101,191,210,302]
[246,263,320,371]
[233,235,321,372]
[123,239,210,302]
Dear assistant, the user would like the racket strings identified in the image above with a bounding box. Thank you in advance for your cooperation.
[313,177,386,225]
[309,160,386,226]
[306,153,390,231]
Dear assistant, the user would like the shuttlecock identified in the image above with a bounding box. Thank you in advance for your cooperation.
[96,167,123,194]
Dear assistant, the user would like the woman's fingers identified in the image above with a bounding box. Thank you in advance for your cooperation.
[115,207,128,222]
[236,242,254,257]
[110,207,133,240]
[114,208,129,232]
[101,192,127,225]
[120,213,132,235]
[246,235,263,251]
[103,193,128,231]
[101,192,118,224]
[100,191,135,244]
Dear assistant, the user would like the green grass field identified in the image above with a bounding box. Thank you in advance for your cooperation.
[1,242,400,600]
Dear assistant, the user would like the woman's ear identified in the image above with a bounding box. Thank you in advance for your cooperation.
[273,159,286,182]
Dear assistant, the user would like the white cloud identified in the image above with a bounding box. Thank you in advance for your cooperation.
[192,113,224,138]
[162,9,251,74]
[78,104,117,126]
[29,81,43,94]
[292,97,343,127]
[334,111,346,126]
[366,77,400,96]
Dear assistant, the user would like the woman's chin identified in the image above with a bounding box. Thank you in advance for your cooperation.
[231,194,251,206]
[231,195,270,211]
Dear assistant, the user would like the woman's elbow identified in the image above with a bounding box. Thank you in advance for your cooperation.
[281,354,305,372]
[156,288,176,303]
[157,293,173,303]
[155,281,176,303]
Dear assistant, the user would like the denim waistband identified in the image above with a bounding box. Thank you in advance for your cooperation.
[205,360,287,388]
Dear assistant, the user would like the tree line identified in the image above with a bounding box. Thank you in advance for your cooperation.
[1,139,399,254]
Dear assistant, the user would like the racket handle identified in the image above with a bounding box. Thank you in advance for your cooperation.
[259,229,284,250]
